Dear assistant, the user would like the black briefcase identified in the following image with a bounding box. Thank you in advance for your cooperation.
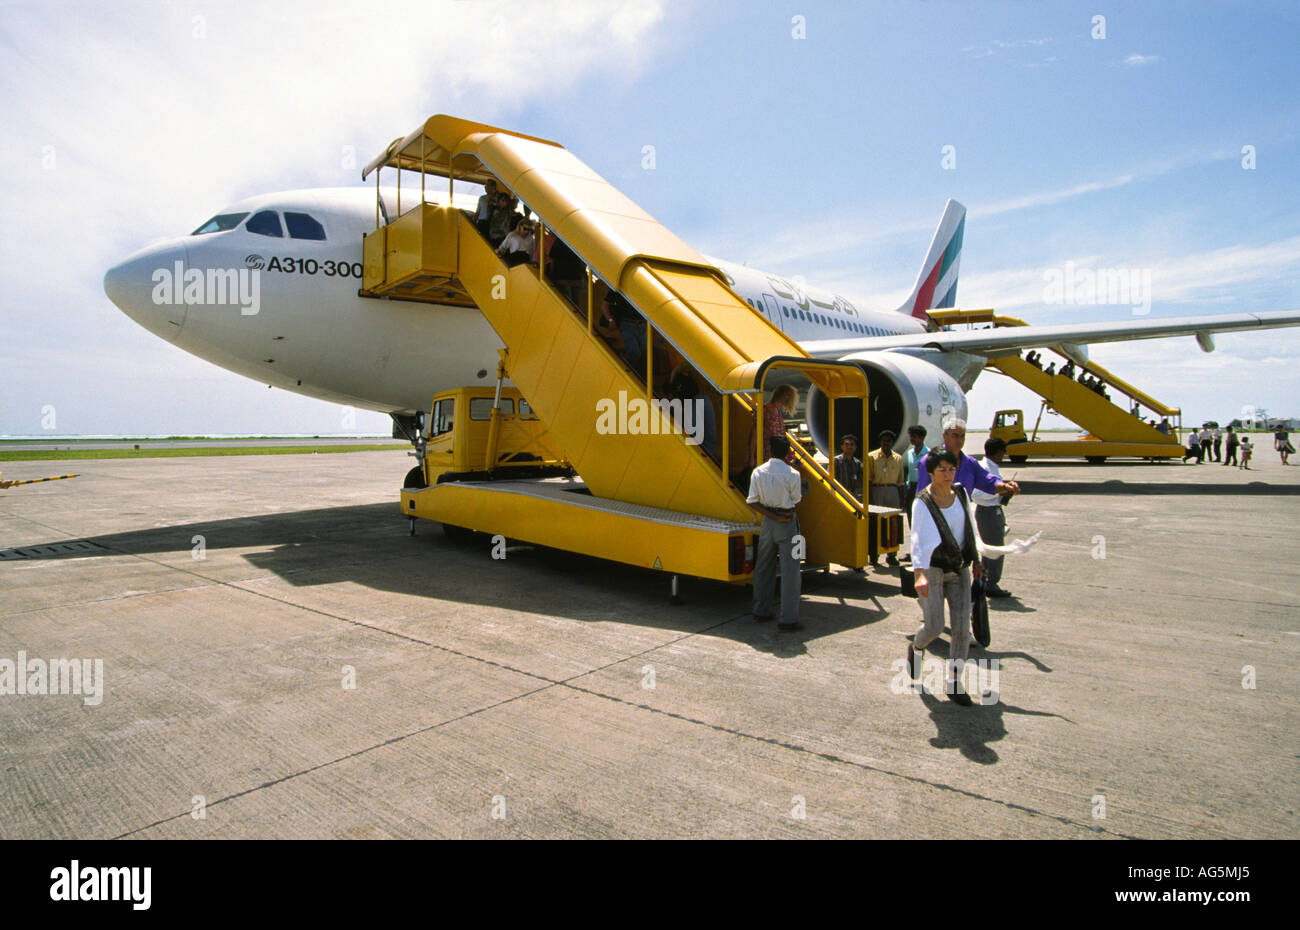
[900,566,916,597]
[971,576,991,647]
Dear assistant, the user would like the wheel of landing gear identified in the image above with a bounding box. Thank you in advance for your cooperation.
[1009,455,1028,464]
[404,465,427,489]
[1085,456,1107,464]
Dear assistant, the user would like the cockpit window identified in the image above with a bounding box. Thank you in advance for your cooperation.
[284,212,327,240]
[245,210,283,237]
[191,212,249,235]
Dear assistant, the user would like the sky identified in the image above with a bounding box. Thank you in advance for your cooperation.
[1,0,1297,437]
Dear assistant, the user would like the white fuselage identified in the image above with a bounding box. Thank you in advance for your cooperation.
[104,187,930,418]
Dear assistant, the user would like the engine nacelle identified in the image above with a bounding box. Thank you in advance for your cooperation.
[807,352,967,455]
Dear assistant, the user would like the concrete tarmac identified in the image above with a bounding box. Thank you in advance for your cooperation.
[1,444,1297,839]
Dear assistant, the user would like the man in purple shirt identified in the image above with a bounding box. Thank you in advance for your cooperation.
[917,417,1022,499]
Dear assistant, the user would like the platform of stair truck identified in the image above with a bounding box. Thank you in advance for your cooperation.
[401,476,761,583]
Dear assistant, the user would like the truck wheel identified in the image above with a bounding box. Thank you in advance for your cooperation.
[1009,455,1028,464]
[1085,456,1107,464]
[404,465,427,489]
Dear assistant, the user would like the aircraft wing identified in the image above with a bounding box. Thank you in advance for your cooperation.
[800,309,1300,359]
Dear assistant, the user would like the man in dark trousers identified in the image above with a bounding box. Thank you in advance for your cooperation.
[747,436,804,632]
[1224,427,1240,466]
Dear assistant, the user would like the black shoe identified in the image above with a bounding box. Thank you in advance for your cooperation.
[886,555,899,566]
[907,643,920,680]
[752,613,774,623]
[946,679,973,706]
[986,585,1013,598]
[777,621,804,632]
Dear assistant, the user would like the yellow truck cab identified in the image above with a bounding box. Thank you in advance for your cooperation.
[989,409,1032,463]
[405,385,570,489]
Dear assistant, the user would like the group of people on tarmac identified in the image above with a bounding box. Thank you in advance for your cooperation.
[746,395,1039,703]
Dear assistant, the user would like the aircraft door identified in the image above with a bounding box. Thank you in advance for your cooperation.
[760,294,786,332]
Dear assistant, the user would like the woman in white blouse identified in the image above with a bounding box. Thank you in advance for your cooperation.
[908,448,982,705]
[496,217,537,267]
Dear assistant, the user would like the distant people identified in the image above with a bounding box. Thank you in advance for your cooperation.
[1239,436,1253,469]
[1199,426,1213,461]
[1060,360,1076,379]
[1275,425,1294,465]
[1182,430,1202,463]
[833,434,863,501]
[1025,350,1042,369]
[972,438,1013,598]
[1212,426,1223,462]
[1044,361,1056,376]
[487,192,518,248]
[746,435,804,632]
[917,417,1021,502]
[1157,417,1171,435]
[868,430,906,567]
[1224,427,1239,466]
[903,425,929,531]
[907,448,982,706]
[601,290,646,377]
[496,217,536,267]
[475,178,498,236]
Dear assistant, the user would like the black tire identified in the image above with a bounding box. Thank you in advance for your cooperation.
[1085,456,1107,464]
[403,465,427,489]
[1009,455,1028,464]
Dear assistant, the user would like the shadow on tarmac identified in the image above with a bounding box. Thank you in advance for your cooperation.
[917,688,1069,764]
[2,502,897,649]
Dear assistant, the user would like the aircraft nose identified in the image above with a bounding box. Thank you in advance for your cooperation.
[104,243,189,341]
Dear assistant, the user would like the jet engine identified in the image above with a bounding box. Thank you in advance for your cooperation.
[806,352,967,454]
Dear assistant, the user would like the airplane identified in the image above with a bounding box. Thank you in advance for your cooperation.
[103,176,1300,467]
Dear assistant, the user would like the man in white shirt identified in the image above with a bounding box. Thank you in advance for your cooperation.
[746,435,804,631]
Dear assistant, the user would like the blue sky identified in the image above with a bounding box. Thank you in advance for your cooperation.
[1,0,1297,436]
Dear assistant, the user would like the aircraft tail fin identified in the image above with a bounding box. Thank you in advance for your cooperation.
[895,199,965,321]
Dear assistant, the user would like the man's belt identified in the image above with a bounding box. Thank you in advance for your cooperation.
[765,506,796,514]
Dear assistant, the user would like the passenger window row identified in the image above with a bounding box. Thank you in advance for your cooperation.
[740,297,891,337]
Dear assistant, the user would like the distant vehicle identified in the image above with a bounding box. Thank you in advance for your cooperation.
[988,408,1182,464]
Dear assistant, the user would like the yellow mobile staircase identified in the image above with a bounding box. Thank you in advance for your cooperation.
[930,309,1184,460]
[359,115,900,571]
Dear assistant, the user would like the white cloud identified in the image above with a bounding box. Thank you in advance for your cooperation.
[1123,53,1161,67]
[961,37,1054,59]
[0,0,674,434]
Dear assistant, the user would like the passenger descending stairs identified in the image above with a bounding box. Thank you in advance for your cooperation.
[362,115,883,567]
